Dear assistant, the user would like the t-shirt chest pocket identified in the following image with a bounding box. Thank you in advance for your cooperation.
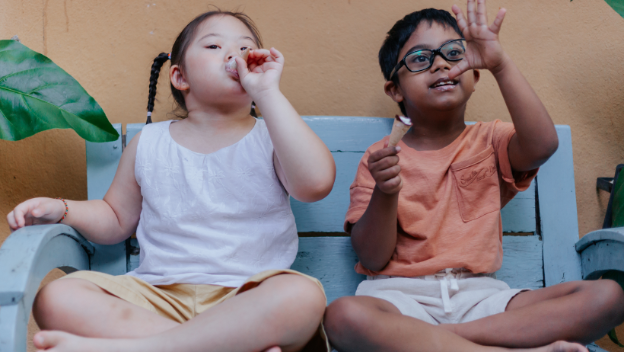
[450,146,501,222]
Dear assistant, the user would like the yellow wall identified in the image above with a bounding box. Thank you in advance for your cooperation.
[1,0,624,350]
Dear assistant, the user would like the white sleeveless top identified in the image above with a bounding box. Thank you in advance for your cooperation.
[126,119,298,287]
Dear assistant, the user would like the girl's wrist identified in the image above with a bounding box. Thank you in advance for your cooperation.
[251,87,283,105]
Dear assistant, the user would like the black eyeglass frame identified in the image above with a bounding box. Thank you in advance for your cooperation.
[388,39,466,80]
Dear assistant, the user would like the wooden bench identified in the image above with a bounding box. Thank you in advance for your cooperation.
[0,116,611,352]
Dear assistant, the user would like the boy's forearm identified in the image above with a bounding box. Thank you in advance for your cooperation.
[63,199,133,245]
[254,90,335,202]
[351,186,398,272]
[492,55,558,171]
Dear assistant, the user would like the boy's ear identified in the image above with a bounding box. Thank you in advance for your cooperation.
[472,69,480,86]
[170,65,190,91]
[384,80,404,104]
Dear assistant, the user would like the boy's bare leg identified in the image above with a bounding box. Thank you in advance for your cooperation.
[32,274,326,352]
[323,296,588,352]
[441,280,624,347]
[34,278,179,338]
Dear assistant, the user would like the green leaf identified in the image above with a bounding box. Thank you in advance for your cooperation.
[602,271,624,346]
[605,0,624,19]
[609,328,624,347]
[0,40,119,142]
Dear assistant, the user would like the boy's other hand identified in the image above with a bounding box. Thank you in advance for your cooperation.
[368,143,402,195]
[449,0,508,79]
[7,197,65,231]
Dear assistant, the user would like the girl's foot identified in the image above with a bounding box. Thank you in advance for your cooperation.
[34,330,284,352]
[34,331,109,352]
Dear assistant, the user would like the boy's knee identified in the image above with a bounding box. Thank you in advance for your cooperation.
[325,297,375,340]
[592,280,624,315]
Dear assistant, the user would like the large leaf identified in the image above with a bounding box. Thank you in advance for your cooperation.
[605,0,624,19]
[0,40,119,142]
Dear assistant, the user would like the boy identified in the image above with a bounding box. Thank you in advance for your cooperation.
[324,1,624,352]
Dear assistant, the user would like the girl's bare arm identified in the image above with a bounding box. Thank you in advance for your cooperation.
[7,133,143,245]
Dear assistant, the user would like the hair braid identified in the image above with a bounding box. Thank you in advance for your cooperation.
[146,52,170,124]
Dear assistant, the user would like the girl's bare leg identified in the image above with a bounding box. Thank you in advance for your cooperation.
[34,278,179,338]
[33,274,326,352]
[441,280,624,347]
[323,296,588,352]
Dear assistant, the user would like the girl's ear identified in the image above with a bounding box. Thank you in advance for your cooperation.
[384,80,404,104]
[170,65,190,91]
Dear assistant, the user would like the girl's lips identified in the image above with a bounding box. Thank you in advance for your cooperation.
[225,67,240,80]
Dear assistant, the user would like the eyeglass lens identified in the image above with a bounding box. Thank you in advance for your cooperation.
[405,40,466,72]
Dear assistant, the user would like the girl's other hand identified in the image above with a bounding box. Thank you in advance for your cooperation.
[236,47,284,99]
[7,197,65,231]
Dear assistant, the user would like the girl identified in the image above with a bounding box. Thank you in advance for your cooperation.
[7,10,335,352]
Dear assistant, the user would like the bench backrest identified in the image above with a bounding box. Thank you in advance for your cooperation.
[85,116,582,303]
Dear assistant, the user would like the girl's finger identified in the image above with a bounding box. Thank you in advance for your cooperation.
[451,5,471,40]
[7,210,17,230]
[489,8,506,34]
[269,47,285,65]
[448,60,471,80]
[466,0,477,27]
[235,57,250,78]
[476,0,488,26]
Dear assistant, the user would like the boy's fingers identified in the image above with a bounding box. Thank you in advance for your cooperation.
[451,5,471,40]
[448,60,471,80]
[369,147,399,163]
[489,8,506,34]
[370,156,400,174]
[476,0,487,26]
[375,165,402,182]
[466,0,477,27]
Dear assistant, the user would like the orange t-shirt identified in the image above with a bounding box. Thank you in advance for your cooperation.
[345,120,537,277]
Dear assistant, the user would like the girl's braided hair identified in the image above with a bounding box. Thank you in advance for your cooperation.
[146,9,263,123]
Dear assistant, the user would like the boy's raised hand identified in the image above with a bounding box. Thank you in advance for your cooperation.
[449,0,507,80]
[236,47,284,99]
[7,197,65,231]
[368,144,403,195]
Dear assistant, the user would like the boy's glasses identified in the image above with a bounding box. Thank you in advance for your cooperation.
[388,39,467,80]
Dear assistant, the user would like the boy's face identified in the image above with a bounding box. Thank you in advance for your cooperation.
[385,22,479,115]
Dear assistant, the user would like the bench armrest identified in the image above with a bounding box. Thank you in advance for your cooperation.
[0,224,93,352]
[575,227,624,280]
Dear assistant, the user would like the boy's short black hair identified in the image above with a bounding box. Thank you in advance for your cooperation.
[379,8,463,115]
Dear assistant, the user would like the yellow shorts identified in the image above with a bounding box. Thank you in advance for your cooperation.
[63,269,329,351]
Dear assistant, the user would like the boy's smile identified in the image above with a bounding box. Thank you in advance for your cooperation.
[385,22,479,115]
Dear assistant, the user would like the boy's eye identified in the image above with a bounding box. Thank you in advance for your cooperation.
[408,54,430,64]
[446,50,462,58]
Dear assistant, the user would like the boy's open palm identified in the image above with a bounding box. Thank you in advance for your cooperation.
[449,0,507,79]
[368,145,402,195]
[7,197,64,231]
[237,48,284,99]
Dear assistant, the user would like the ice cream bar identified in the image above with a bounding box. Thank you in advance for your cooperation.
[388,115,412,147]
[225,48,251,72]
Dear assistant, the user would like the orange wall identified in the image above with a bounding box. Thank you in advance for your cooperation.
[1,0,624,349]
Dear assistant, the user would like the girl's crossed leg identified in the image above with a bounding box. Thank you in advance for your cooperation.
[324,295,589,352]
[32,274,326,352]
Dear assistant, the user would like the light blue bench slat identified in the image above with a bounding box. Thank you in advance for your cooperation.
[501,181,536,233]
[538,126,582,286]
[85,123,126,275]
[0,225,92,352]
[302,116,393,152]
[126,123,144,146]
[497,235,543,289]
[291,237,365,304]
[290,235,544,303]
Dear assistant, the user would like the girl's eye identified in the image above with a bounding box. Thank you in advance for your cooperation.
[240,47,249,51]
[206,45,219,49]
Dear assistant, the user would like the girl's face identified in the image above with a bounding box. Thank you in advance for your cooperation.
[171,15,259,111]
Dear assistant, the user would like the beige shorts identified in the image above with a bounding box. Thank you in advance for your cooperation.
[63,269,329,351]
[356,269,528,325]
